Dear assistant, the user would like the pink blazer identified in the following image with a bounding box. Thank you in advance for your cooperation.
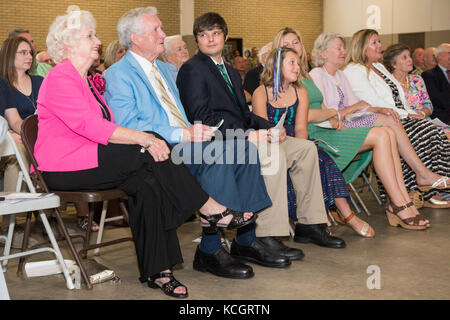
[34,60,118,172]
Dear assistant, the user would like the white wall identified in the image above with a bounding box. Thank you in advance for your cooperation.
[324,0,450,37]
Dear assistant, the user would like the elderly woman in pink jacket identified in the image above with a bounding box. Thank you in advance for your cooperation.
[34,8,254,299]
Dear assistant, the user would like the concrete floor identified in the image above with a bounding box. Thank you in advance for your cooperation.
[2,191,450,300]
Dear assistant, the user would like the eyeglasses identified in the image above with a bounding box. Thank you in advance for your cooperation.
[16,50,33,56]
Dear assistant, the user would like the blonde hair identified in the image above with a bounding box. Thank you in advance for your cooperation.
[311,32,346,67]
[46,7,96,63]
[345,28,379,67]
[260,47,303,88]
[272,27,309,77]
[104,40,122,69]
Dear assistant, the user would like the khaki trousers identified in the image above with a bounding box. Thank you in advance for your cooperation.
[254,136,327,237]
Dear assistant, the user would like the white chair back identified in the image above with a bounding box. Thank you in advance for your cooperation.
[0,132,35,193]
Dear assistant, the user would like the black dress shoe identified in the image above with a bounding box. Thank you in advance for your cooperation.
[257,236,305,261]
[294,223,346,248]
[193,246,254,279]
[230,239,291,268]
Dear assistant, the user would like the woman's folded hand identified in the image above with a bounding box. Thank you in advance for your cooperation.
[146,134,171,162]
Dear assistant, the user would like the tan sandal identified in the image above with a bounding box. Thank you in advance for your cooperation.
[385,200,428,230]
[330,209,374,238]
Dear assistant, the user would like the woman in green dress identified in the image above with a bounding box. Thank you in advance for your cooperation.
[272,27,429,231]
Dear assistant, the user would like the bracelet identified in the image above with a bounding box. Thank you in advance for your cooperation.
[336,110,341,123]
[140,138,153,153]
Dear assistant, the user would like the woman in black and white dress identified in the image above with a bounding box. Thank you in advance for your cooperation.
[343,29,450,205]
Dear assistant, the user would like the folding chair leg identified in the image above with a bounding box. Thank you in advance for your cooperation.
[52,208,92,289]
[17,212,33,277]
[38,211,75,290]
[119,200,129,223]
[327,210,338,226]
[350,195,361,214]
[2,214,17,272]
[219,229,231,251]
[289,224,295,238]
[79,203,96,259]
[94,200,108,256]
[362,172,382,205]
[0,266,9,300]
[349,183,371,216]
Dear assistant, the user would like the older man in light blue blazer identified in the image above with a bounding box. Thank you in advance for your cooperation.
[104,7,296,281]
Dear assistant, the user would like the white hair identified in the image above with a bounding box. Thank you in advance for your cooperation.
[36,51,46,62]
[257,42,272,63]
[164,35,182,54]
[46,7,96,63]
[311,32,346,67]
[434,43,450,59]
[117,6,158,49]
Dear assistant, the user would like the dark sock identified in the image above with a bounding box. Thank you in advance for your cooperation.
[235,223,256,246]
[199,231,222,254]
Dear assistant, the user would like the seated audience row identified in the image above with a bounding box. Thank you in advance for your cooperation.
[1,5,449,300]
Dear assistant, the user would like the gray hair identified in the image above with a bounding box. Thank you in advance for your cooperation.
[8,28,30,38]
[311,32,346,67]
[164,35,182,54]
[434,43,450,59]
[117,7,158,49]
[257,42,272,63]
[46,7,96,63]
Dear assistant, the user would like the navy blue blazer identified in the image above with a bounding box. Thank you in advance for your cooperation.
[422,65,450,124]
[177,50,272,135]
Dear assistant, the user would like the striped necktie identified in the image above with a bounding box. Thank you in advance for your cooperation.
[217,63,238,103]
[152,64,188,128]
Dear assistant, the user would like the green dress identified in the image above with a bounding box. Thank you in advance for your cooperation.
[302,78,373,183]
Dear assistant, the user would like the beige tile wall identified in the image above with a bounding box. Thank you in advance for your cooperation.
[0,0,180,54]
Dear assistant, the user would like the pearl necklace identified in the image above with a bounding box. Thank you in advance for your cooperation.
[394,73,410,91]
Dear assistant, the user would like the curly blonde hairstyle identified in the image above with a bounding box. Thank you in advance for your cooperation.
[311,32,346,67]
[46,7,96,64]
[272,27,308,77]
[345,28,379,67]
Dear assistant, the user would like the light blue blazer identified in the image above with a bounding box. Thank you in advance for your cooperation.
[104,51,191,144]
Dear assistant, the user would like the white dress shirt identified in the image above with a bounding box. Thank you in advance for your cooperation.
[130,51,182,127]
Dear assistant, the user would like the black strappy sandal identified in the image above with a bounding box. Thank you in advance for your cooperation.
[147,271,188,299]
[77,216,99,232]
[199,208,257,234]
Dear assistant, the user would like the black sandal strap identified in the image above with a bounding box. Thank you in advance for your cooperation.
[150,271,174,281]
[199,208,232,222]
[150,272,187,297]
[161,278,185,294]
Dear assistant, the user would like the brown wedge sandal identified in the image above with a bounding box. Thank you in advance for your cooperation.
[330,209,374,238]
[385,200,428,230]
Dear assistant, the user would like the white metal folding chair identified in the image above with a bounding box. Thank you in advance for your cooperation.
[0,131,77,298]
